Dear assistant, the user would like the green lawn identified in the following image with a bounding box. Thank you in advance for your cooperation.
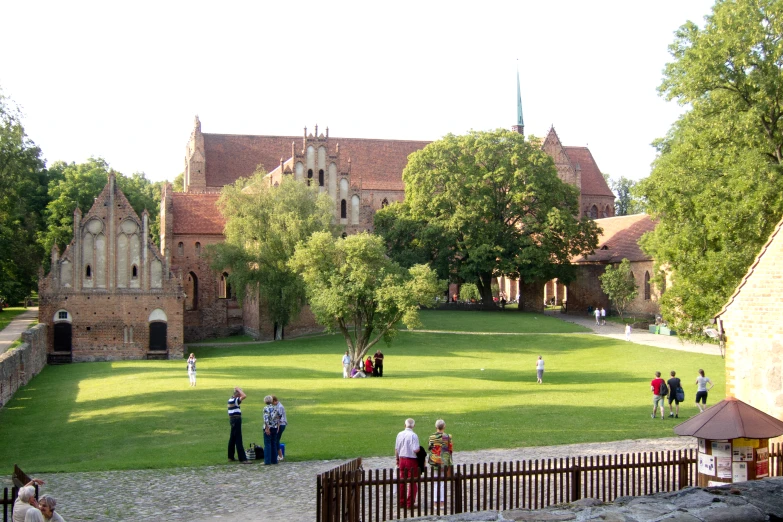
[0,307,29,332]
[412,310,590,333]
[0,311,724,474]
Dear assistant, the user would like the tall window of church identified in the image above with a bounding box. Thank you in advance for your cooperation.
[319,169,324,187]
[341,199,347,218]
[85,265,92,278]
[644,271,651,300]
[186,272,199,311]
[606,205,613,217]
[224,272,231,299]
[132,265,138,279]
[351,195,360,225]
[381,198,389,208]
[590,205,598,219]
[178,242,184,256]
[307,169,313,186]
[219,273,228,299]
[195,242,201,256]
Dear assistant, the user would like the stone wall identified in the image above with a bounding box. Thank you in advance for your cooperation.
[567,262,661,318]
[0,324,47,408]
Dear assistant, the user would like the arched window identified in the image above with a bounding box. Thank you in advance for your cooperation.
[644,271,651,300]
[307,169,313,186]
[341,199,347,218]
[85,265,92,278]
[341,232,348,239]
[131,265,138,278]
[186,272,199,311]
[606,205,613,217]
[318,169,324,187]
[177,242,184,256]
[381,198,389,208]
[590,205,598,219]
[195,242,201,255]
[219,272,231,299]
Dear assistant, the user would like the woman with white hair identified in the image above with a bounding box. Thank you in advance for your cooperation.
[427,419,454,508]
[13,483,41,522]
[38,495,65,522]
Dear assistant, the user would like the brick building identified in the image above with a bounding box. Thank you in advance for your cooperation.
[164,108,616,339]
[715,213,783,435]
[39,174,185,361]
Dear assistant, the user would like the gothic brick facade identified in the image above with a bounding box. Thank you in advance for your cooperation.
[164,117,617,339]
[716,214,783,439]
[39,174,185,361]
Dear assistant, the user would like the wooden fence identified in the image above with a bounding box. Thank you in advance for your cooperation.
[317,443,783,522]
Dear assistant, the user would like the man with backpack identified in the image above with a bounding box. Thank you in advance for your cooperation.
[650,371,666,420]
[667,370,683,418]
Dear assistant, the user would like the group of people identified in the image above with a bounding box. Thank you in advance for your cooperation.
[342,349,384,378]
[12,478,65,522]
[650,369,714,419]
[394,418,454,510]
[227,388,288,465]
[592,306,607,326]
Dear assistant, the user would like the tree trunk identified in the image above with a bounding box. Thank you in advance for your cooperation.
[477,273,496,306]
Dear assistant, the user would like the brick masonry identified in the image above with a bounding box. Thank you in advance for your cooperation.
[0,324,47,408]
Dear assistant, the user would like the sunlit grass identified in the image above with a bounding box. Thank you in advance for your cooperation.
[0,311,724,473]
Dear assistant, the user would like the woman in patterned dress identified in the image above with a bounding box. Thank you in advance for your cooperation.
[428,419,454,507]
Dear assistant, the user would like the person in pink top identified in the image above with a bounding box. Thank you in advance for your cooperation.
[650,371,666,420]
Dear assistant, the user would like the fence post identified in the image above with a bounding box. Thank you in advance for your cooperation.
[678,452,689,490]
[454,470,463,514]
[570,464,581,502]
[316,475,322,522]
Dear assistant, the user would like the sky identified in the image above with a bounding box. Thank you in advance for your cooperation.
[1,0,717,184]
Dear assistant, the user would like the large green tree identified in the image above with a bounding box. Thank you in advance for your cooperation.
[208,174,334,339]
[608,176,646,216]
[638,0,783,336]
[384,129,599,306]
[599,258,639,320]
[290,231,443,366]
[0,89,49,306]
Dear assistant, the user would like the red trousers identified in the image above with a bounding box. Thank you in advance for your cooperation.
[398,457,419,507]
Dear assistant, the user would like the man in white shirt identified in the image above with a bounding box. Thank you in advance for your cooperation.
[395,418,421,509]
[342,351,351,378]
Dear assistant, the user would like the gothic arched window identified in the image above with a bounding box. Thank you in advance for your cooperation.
[644,271,651,300]
[341,199,347,218]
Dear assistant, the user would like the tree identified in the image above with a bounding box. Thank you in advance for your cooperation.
[40,158,164,265]
[172,172,184,192]
[599,258,638,320]
[289,232,443,367]
[208,174,334,339]
[458,283,480,302]
[0,88,48,306]
[608,176,646,216]
[638,0,783,336]
[390,129,599,305]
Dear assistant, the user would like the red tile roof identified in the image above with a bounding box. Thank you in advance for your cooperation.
[203,134,429,191]
[573,214,656,264]
[171,193,224,235]
[563,147,615,197]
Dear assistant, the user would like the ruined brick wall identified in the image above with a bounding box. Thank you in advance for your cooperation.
[566,261,660,317]
[719,219,783,431]
[0,324,47,408]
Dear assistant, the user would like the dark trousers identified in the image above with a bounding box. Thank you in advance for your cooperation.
[228,416,247,461]
[264,427,279,464]
[375,362,383,377]
[276,424,286,456]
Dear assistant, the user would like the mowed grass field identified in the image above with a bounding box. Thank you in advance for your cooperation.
[0,311,725,473]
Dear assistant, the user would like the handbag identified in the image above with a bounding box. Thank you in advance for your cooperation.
[676,387,685,402]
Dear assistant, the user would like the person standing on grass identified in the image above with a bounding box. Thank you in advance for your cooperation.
[536,356,544,384]
[395,418,421,509]
[428,419,454,508]
[667,370,682,418]
[374,349,384,377]
[227,387,250,464]
[272,395,287,462]
[625,323,632,341]
[342,350,351,378]
[650,372,666,420]
[187,353,197,387]
[695,369,714,412]
[263,395,280,465]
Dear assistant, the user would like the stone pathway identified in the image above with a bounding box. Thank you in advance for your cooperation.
[12,437,695,522]
[0,307,38,353]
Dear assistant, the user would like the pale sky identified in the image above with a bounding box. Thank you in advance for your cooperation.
[1,0,716,184]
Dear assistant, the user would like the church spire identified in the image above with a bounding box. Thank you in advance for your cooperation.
[512,66,524,135]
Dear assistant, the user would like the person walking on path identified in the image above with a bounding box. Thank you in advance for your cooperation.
[187,353,197,387]
[594,307,601,325]
[342,351,351,378]
[695,369,714,413]
[600,307,606,326]
[536,356,544,384]
[263,395,280,465]
[272,395,287,462]
[650,372,666,420]
[625,323,632,341]
[667,370,682,418]
[227,387,250,464]
[395,418,421,509]
[428,419,454,507]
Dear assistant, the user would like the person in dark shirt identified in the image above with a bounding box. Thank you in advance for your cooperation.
[667,370,682,418]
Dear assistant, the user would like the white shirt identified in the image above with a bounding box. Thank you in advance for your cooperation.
[536,358,544,370]
[696,376,712,391]
[594,309,600,318]
[342,354,351,365]
[277,402,287,425]
[395,428,419,458]
[600,309,606,317]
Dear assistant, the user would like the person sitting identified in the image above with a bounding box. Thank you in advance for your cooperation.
[38,495,65,522]
[13,482,42,522]
[364,357,374,375]
[351,367,367,378]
